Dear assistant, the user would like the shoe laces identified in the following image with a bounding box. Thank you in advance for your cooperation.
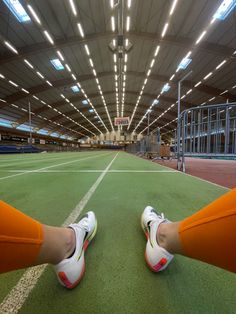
[78,218,90,232]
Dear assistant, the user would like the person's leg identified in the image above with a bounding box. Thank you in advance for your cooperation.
[0,200,97,289]
[142,189,236,273]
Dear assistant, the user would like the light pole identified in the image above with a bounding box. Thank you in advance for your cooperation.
[177,70,192,171]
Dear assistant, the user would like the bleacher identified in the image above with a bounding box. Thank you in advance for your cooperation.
[0,145,41,154]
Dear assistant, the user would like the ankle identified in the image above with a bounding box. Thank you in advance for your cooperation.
[63,228,76,259]
[156,221,182,254]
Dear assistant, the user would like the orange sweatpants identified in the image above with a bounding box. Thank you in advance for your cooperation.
[0,201,43,273]
[179,188,236,273]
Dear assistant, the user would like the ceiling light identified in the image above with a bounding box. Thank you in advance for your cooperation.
[36,71,44,79]
[113,54,117,63]
[3,0,31,22]
[209,97,216,101]
[84,44,90,56]
[147,69,151,76]
[124,54,128,62]
[203,72,213,80]
[114,65,117,72]
[194,81,202,87]
[4,41,18,54]
[111,16,115,31]
[154,45,160,57]
[195,30,207,44]
[150,59,155,68]
[153,99,159,105]
[89,58,94,67]
[0,73,5,79]
[44,30,54,44]
[93,69,97,76]
[33,95,39,100]
[50,58,64,70]
[69,0,77,16]
[71,74,76,80]
[77,23,85,38]
[71,85,80,93]
[0,99,6,103]
[216,59,227,70]
[9,80,18,87]
[127,0,132,8]
[213,0,236,20]
[186,89,192,95]
[169,0,178,15]
[21,88,29,94]
[170,74,175,81]
[27,5,41,24]
[126,16,130,31]
[56,50,64,61]
[161,23,169,37]
[110,0,114,8]
[124,65,127,72]
[65,64,71,72]
[113,39,116,46]
[46,80,52,86]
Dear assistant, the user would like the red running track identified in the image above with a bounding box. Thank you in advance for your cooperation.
[153,157,236,189]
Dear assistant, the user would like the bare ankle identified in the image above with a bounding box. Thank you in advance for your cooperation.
[156,222,183,254]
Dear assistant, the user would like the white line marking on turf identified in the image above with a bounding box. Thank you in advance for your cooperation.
[0,152,119,314]
[3,169,177,173]
[0,153,110,181]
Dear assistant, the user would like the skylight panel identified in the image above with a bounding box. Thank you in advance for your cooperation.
[161,83,171,93]
[3,0,31,23]
[82,100,89,105]
[71,85,80,93]
[50,59,64,70]
[213,0,236,20]
[89,109,94,112]
[177,57,192,70]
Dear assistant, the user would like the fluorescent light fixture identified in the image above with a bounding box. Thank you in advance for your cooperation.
[44,30,54,44]
[82,100,89,105]
[33,95,39,100]
[84,44,90,56]
[186,89,192,95]
[203,72,213,80]
[161,83,171,93]
[150,59,155,68]
[147,69,151,76]
[113,54,117,63]
[110,0,114,8]
[0,99,6,103]
[56,50,64,61]
[65,64,71,72]
[89,58,94,67]
[93,69,97,76]
[195,30,207,44]
[36,71,44,79]
[4,41,18,54]
[3,0,31,22]
[69,0,77,16]
[77,23,84,38]
[170,74,175,81]
[24,59,34,69]
[125,39,129,47]
[209,97,216,101]
[71,74,76,80]
[194,81,202,87]
[21,88,29,94]
[0,73,5,79]
[124,53,128,62]
[154,45,160,57]
[50,58,64,70]
[126,16,130,31]
[161,23,169,37]
[71,85,80,93]
[46,80,52,86]
[111,16,115,31]
[177,57,192,70]
[216,59,226,70]
[114,65,117,72]
[27,5,41,24]
[169,0,178,15]
[213,0,236,20]
[9,80,18,87]
[128,0,132,8]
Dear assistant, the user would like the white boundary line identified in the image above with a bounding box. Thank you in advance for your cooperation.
[0,152,119,313]
[0,153,110,181]
[1,169,177,173]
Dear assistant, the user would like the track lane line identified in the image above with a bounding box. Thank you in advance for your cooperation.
[0,152,119,313]
[0,152,110,181]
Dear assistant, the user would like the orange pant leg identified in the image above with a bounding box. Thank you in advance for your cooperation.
[179,189,236,273]
[0,201,43,273]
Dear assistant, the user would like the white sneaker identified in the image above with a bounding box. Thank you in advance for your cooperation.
[54,211,97,289]
[141,206,174,272]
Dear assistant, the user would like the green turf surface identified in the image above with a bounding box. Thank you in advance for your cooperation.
[0,151,235,314]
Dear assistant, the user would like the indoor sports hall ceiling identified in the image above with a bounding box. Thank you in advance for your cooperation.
[0,0,236,140]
